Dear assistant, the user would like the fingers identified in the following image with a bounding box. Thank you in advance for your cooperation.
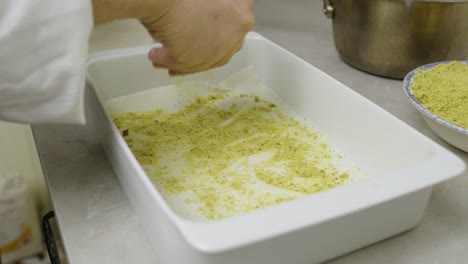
[143,0,255,76]
[248,0,255,11]
[210,40,243,69]
[169,40,243,76]
[148,47,178,68]
[148,47,204,73]
[149,38,245,76]
[168,69,184,76]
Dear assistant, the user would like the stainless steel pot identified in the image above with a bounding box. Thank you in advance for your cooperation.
[323,0,468,79]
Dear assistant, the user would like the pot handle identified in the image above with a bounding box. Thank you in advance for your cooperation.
[323,0,334,19]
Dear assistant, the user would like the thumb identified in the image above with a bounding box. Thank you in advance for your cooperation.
[148,47,177,68]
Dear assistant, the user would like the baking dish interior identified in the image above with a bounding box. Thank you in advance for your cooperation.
[88,34,435,177]
[86,33,465,251]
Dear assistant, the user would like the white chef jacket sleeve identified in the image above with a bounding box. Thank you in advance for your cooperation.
[0,0,93,124]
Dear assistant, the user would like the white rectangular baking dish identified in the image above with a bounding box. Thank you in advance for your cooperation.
[86,32,466,264]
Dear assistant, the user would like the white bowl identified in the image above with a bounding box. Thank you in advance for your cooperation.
[403,61,468,153]
[86,32,465,264]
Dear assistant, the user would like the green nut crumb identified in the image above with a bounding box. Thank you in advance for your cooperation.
[412,61,468,129]
[112,93,354,220]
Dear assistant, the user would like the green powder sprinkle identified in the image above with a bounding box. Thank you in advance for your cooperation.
[112,93,356,220]
[412,61,468,129]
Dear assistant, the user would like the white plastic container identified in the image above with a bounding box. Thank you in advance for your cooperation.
[0,172,42,263]
[86,32,466,264]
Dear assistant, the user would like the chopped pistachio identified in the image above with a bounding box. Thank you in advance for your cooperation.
[112,93,357,220]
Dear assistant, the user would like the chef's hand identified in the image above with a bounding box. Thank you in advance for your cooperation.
[143,0,255,75]
[92,0,254,75]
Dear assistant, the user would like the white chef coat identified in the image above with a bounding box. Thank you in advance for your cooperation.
[0,0,93,124]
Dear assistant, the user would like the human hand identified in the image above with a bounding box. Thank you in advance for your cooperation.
[143,0,255,75]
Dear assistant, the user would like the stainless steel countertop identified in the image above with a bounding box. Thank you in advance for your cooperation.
[33,1,468,263]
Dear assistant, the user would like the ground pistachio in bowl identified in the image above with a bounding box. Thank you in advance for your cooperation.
[411,61,468,130]
[403,61,468,152]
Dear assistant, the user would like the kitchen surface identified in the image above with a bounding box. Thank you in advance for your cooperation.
[32,0,468,263]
